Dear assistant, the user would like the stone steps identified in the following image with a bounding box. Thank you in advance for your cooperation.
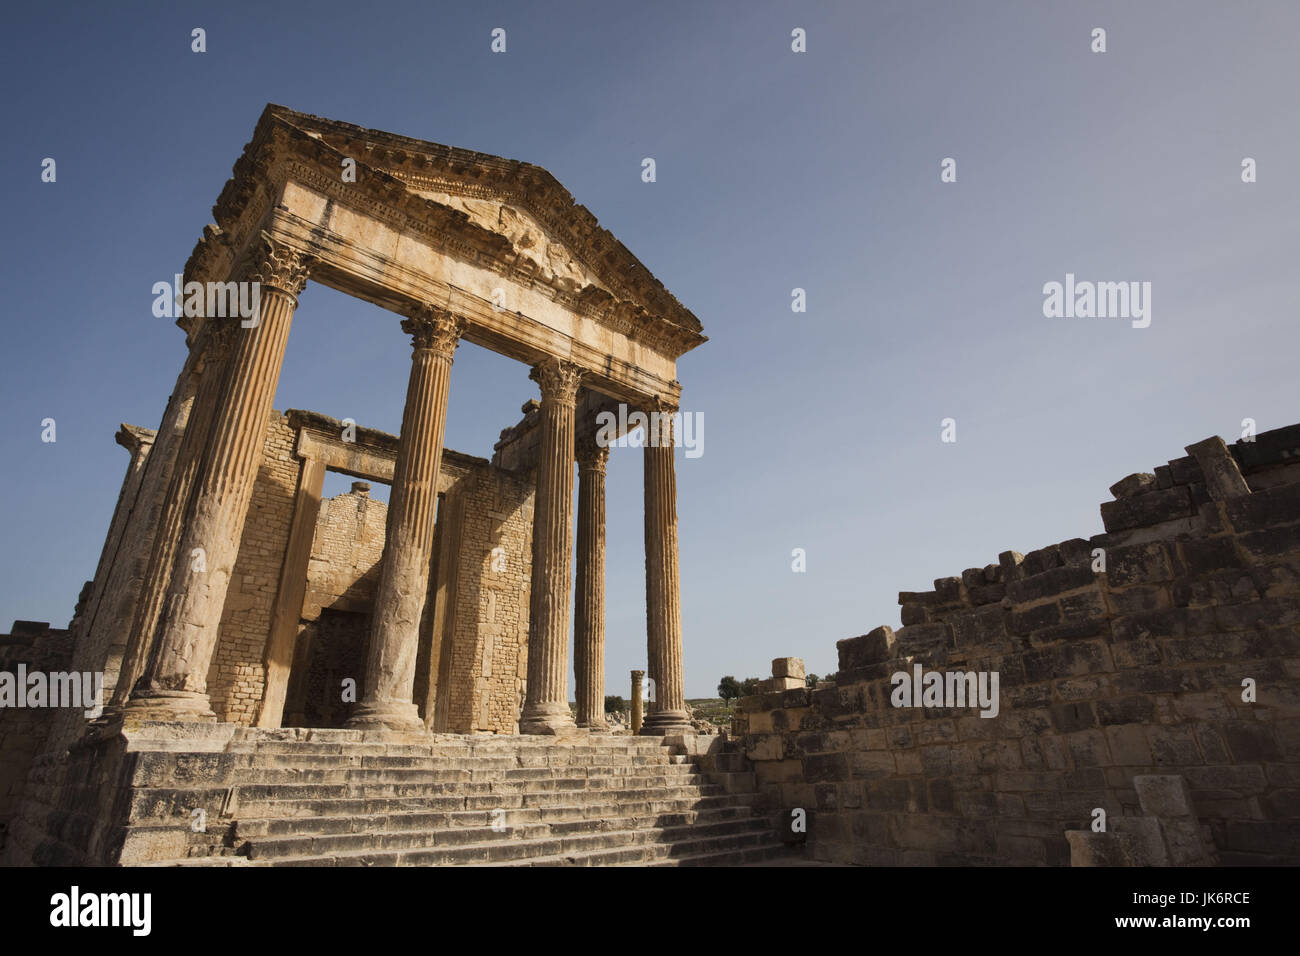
[243,759,681,775]
[224,789,755,820]
[228,771,712,797]
[122,732,787,867]
[135,768,705,792]
[257,817,780,867]
[224,766,702,785]
[229,780,728,812]
[243,807,767,858]
[234,801,757,838]
[234,738,671,758]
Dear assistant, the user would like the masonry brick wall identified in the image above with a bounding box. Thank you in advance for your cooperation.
[305,488,387,615]
[737,424,1300,866]
[448,468,534,733]
[207,412,299,724]
[200,408,537,731]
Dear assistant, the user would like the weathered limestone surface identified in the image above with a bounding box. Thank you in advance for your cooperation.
[129,238,312,720]
[641,406,693,735]
[520,359,583,735]
[349,308,461,733]
[574,437,609,731]
[1068,774,1219,866]
[74,423,156,701]
[111,321,234,713]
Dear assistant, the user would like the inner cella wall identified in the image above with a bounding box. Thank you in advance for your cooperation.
[735,425,1300,866]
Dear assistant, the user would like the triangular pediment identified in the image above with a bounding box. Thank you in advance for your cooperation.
[199,105,704,358]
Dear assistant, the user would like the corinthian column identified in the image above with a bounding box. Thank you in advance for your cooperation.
[520,358,583,735]
[640,401,693,735]
[347,306,462,732]
[126,235,313,721]
[573,434,609,732]
[110,319,237,712]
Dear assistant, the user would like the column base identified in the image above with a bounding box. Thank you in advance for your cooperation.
[578,719,610,734]
[638,710,694,736]
[345,699,426,734]
[519,701,578,736]
[122,690,217,722]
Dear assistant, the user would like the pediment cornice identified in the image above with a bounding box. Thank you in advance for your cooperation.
[195,105,706,359]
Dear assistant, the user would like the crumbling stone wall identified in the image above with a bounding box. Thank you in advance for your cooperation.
[737,424,1300,866]
[305,484,387,616]
[0,622,73,849]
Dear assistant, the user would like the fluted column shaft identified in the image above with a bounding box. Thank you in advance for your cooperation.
[348,307,461,732]
[127,237,312,720]
[110,320,235,711]
[641,404,692,734]
[520,359,583,735]
[573,438,609,731]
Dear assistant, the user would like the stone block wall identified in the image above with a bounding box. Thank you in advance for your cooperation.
[446,468,534,733]
[304,483,387,617]
[207,412,300,723]
[0,622,73,848]
[285,483,386,726]
[736,424,1300,866]
[191,408,537,733]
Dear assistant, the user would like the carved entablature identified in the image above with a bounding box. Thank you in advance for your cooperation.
[408,191,599,293]
[191,104,706,402]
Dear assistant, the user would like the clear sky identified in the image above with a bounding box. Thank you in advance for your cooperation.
[2,1,1297,699]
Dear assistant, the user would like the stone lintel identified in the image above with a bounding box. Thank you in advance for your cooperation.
[264,209,686,408]
[289,409,484,491]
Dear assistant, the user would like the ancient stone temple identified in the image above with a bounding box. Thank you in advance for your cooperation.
[0,107,788,867]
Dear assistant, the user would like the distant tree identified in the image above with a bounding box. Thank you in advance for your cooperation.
[740,677,761,696]
[717,675,741,702]
[604,695,626,714]
[805,673,820,688]
[822,672,837,684]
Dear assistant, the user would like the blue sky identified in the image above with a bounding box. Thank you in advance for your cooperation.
[2,1,1297,698]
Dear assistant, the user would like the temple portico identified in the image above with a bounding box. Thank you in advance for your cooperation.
[95,105,706,736]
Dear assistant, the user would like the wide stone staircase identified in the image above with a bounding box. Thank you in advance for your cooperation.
[118,729,790,867]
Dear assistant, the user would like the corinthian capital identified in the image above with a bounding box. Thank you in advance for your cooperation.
[401,305,464,356]
[530,358,584,407]
[642,396,679,446]
[243,232,314,297]
[576,433,610,473]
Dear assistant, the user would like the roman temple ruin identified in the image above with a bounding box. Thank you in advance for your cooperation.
[1,107,797,867]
